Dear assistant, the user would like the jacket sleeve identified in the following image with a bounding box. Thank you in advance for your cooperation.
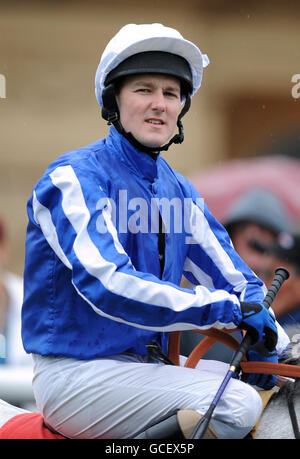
[180,179,290,355]
[31,162,248,334]
[182,190,267,303]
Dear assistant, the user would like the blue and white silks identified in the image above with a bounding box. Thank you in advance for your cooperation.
[22,127,276,359]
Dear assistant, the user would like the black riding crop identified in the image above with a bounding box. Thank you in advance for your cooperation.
[190,267,290,439]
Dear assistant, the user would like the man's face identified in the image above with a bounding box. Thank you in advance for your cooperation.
[116,74,182,149]
[230,223,276,278]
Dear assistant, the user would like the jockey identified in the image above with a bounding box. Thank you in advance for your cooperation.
[21,23,289,439]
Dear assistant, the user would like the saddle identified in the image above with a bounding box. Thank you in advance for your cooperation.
[0,412,66,439]
[0,328,299,439]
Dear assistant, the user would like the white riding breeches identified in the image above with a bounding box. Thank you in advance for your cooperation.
[31,353,262,439]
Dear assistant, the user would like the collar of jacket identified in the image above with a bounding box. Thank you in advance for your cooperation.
[106,126,160,183]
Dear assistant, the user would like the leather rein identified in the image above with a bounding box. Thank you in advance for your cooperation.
[168,328,300,439]
[168,329,300,378]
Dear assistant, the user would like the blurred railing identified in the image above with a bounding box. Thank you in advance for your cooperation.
[0,366,35,407]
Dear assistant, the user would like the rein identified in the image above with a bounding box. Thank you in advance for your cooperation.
[287,386,300,439]
[168,329,300,439]
[168,329,300,378]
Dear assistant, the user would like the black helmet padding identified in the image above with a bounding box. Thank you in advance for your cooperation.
[105,51,193,95]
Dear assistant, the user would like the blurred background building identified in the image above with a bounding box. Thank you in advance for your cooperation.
[0,0,299,275]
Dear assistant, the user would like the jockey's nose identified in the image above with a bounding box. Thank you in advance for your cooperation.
[151,90,166,112]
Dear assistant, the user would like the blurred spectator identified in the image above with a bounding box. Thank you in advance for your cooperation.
[223,188,292,279]
[180,187,292,362]
[250,232,300,328]
[0,217,31,366]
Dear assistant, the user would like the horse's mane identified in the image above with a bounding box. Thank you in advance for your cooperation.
[272,323,300,400]
[273,360,300,401]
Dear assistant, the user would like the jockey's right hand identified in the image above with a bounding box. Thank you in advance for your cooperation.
[241,349,278,390]
[238,302,278,353]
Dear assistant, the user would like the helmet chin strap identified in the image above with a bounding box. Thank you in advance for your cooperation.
[101,84,191,154]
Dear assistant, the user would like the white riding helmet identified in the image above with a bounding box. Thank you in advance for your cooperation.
[95,23,209,152]
[95,23,209,107]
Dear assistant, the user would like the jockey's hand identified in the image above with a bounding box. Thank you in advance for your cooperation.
[238,302,278,352]
[241,349,278,390]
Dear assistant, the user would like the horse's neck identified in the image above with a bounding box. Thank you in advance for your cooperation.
[255,391,300,439]
[255,327,300,439]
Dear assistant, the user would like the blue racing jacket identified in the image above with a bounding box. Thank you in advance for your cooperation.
[21,127,267,359]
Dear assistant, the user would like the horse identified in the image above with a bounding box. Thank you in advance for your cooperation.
[254,325,300,439]
[255,363,300,439]
[0,327,299,439]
